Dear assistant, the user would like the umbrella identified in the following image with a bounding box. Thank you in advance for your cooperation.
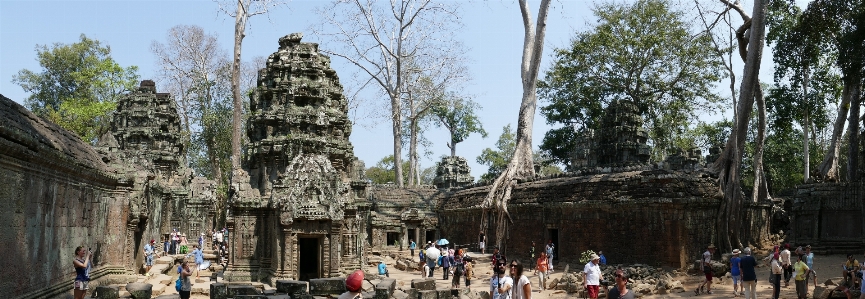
[437,239,450,246]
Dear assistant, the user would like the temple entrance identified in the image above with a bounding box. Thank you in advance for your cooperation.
[426,230,435,244]
[408,229,416,245]
[548,229,559,260]
[298,237,320,281]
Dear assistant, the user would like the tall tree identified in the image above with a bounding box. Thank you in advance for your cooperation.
[431,95,487,157]
[477,125,516,183]
[12,34,139,143]
[714,0,769,251]
[481,0,550,249]
[365,155,411,184]
[215,0,282,173]
[538,0,724,166]
[314,0,467,187]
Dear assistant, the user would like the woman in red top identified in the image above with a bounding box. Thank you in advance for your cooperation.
[535,252,549,292]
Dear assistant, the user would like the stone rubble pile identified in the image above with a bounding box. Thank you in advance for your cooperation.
[549,264,687,297]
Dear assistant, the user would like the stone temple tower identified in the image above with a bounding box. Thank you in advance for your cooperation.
[226,33,368,283]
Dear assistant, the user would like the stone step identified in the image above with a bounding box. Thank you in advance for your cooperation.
[152,283,166,296]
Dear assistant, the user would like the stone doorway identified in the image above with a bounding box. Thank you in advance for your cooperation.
[408,229,416,245]
[298,237,321,281]
[548,229,559,260]
[425,230,435,244]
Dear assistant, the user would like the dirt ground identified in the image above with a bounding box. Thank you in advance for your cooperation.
[370,249,860,299]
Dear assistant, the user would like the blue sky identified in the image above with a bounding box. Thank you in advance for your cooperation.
[0,0,783,180]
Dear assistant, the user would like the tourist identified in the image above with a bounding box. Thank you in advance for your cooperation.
[198,233,204,249]
[583,253,603,299]
[423,262,430,278]
[180,233,189,254]
[771,252,783,299]
[442,247,454,280]
[529,241,536,269]
[339,270,364,299]
[144,239,155,276]
[740,247,758,299]
[794,254,810,299]
[492,261,513,299]
[843,254,860,287]
[171,229,180,254]
[545,241,555,272]
[163,236,170,257]
[178,261,192,299]
[607,268,634,299]
[410,239,417,258]
[378,260,389,277]
[452,252,464,288]
[479,233,486,254]
[72,246,92,299]
[858,255,865,299]
[492,247,504,267]
[426,243,441,278]
[696,244,715,295]
[804,245,816,288]
[781,243,792,287]
[598,251,607,266]
[535,252,549,292]
[509,259,531,299]
[465,256,474,288]
[188,245,205,278]
[730,249,742,296]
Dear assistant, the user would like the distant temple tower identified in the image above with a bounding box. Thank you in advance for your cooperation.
[226,33,367,283]
[595,99,651,167]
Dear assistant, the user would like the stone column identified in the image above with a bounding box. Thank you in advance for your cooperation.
[330,220,342,276]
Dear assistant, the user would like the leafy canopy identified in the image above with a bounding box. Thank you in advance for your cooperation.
[477,125,516,182]
[537,0,724,166]
[12,34,139,143]
[431,95,488,156]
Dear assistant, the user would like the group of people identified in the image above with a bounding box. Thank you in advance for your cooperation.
[415,240,475,288]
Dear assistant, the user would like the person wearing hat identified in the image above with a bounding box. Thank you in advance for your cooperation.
[697,244,715,295]
[731,249,742,296]
[740,248,758,299]
[339,270,364,299]
[144,239,156,276]
[607,268,633,299]
[582,253,603,299]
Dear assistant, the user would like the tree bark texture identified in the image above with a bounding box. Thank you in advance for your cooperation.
[817,81,853,181]
[803,67,811,182]
[713,0,768,252]
[482,0,550,250]
[230,0,248,172]
[848,81,862,182]
[752,86,769,202]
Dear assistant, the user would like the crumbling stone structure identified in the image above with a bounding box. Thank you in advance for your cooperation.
[0,80,216,298]
[368,185,441,250]
[596,100,651,167]
[433,156,474,189]
[225,33,368,283]
[788,182,865,251]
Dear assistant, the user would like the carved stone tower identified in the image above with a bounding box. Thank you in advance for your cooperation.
[226,33,367,283]
[433,156,474,189]
[596,99,651,167]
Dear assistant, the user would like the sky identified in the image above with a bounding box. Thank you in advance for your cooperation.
[0,0,789,180]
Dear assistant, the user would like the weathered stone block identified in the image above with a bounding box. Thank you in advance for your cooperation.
[267,295,291,299]
[404,288,418,299]
[154,295,180,299]
[374,278,396,299]
[235,295,269,299]
[126,282,153,299]
[418,290,437,299]
[276,279,308,297]
[309,278,347,295]
[94,285,120,299]
[436,289,452,299]
[411,278,436,291]
[228,285,260,297]
[210,282,227,299]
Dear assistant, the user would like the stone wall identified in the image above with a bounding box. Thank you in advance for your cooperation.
[0,95,131,298]
[436,169,771,268]
[789,182,865,248]
[367,185,441,249]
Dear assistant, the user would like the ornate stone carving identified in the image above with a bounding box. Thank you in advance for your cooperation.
[433,156,474,189]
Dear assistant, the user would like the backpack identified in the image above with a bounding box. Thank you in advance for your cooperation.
[437,256,443,266]
[175,276,182,292]
[454,261,465,276]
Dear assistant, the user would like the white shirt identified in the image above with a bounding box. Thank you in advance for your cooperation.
[583,261,601,286]
[780,249,791,266]
[511,275,530,299]
[498,276,513,299]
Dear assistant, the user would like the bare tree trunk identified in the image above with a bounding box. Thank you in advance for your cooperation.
[804,67,811,182]
[817,81,853,181]
[230,1,247,172]
[753,86,769,202]
[408,116,419,186]
[848,81,861,181]
[714,0,768,252]
[481,0,550,249]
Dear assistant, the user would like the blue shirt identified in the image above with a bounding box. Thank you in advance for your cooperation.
[730,256,741,276]
[599,254,607,265]
[410,241,416,250]
[191,249,204,264]
[378,262,387,275]
[144,244,154,255]
[739,256,757,281]
[805,253,814,269]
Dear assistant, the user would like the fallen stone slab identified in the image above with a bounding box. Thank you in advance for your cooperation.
[436,289,451,299]
[126,282,153,299]
[234,295,269,299]
[374,278,396,299]
[309,278,347,295]
[153,295,179,299]
[276,280,309,297]
[267,295,290,299]
[403,288,417,299]
[411,278,436,291]
[228,285,260,297]
[192,281,212,295]
[210,283,227,299]
[93,285,120,299]
[151,283,165,296]
[418,290,437,299]
[156,256,174,265]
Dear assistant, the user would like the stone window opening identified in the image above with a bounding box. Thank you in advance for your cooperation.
[386,232,399,246]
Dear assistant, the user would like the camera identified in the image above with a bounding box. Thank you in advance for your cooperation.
[600,280,611,287]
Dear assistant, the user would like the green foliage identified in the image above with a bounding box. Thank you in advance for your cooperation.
[537,0,724,166]
[366,155,411,184]
[678,120,732,157]
[476,125,516,182]
[12,34,139,143]
[431,95,488,156]
[579,250,597,264]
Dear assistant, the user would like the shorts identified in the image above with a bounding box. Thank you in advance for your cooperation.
[465,279,471,287]
[479,242,485,249]
[808,270,817,280]
[145,254,154,266]
[74,280,89,290]
[586,285,600,298]
[731,275,741,285]
[704,269,713,281]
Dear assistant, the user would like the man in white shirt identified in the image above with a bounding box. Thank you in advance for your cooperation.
[780,244,792,287]
[583,253,603,299]
[490,261,512,299]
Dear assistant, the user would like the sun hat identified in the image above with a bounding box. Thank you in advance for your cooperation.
[346,270,364,292]
[732,249,740,254]
[590,253,600,260]
[707,244,716,249]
